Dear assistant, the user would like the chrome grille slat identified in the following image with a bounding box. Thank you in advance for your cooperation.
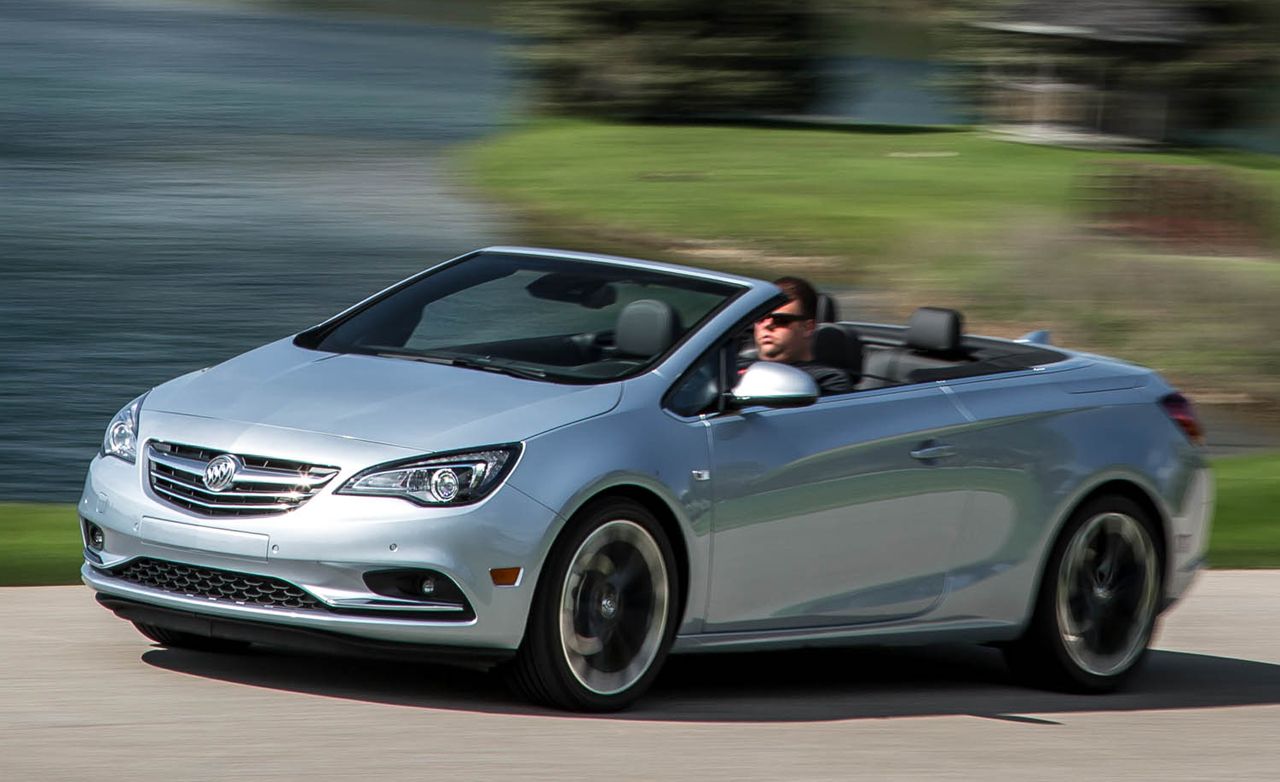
[149,449,337,487]
[146,449,208,478]
[149,468,308,502]
[235,464,339,485]
[147,441,337,517]
[151,483,305,514]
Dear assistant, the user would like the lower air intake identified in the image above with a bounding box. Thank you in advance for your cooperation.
[110,558,321,611]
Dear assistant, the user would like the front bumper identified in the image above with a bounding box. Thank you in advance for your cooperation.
[95,594,514,670]
[80,448,560,652]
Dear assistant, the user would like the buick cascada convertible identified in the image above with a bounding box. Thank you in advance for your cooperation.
[82,247,1213,711]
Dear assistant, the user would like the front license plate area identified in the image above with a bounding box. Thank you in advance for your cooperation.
[139,517,270,562]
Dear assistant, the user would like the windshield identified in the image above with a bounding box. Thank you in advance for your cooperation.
[300,252,744,383]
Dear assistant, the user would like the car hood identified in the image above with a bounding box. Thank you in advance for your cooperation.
[145,339,623,452]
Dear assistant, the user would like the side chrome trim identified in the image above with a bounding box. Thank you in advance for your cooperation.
[672,618,1021,653]
[327,598,470,614]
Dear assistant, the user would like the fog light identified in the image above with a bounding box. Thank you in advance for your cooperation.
[362,568,468,610]
[86,522,105,551]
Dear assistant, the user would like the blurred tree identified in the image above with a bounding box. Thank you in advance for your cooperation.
[942,0,1280,138]
[1161,0,1280,131]
[507,0,826,119]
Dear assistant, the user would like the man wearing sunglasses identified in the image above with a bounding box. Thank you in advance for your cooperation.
[752,276,852,395]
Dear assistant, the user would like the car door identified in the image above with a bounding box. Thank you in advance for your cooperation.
[923,366,1126,623]
[703,382,972,632]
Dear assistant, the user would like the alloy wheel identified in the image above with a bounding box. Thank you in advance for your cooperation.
[1055,511,1159,677]
[558,519,670,696]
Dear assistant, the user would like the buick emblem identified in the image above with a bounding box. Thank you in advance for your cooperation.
[203,454,240,492]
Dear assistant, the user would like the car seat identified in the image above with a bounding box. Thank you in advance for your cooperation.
[860,307,966,389]
[813,323,863,387]
[615,299,682,358]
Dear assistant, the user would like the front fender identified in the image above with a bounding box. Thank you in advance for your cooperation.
[507,401,713,635]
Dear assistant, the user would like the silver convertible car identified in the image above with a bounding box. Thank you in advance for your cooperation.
[82,247,1213,711]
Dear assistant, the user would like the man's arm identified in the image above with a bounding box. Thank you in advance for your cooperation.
[796,362,852,395]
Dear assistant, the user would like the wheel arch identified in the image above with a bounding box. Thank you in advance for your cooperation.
[564,484,692,629]
[1023,473,1173,628]
[504,480,696,710]
[1004,475,1172,690]
[1075,479,1170,558]
[1060,478,1171,570]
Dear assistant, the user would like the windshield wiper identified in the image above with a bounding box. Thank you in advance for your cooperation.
[374,350,548,380]
[449,355,548,380]
[376,351,453,365]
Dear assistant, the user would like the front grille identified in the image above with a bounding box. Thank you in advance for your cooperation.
[111,558,322,610]
[147,441,338,517]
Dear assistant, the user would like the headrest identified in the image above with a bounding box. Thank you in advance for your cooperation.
[815,293,840,323]
[813,323,863,379]
[906,307,964,353]
[615,299,681,358]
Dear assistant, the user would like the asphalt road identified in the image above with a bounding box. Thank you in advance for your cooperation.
[2,572,1279,780]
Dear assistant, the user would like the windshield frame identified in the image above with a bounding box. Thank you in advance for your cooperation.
[293,249,751,385]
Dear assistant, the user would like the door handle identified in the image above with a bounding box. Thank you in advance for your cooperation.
[910,444,957,461]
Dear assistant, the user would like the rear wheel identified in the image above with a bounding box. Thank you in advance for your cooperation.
[132,622,250,654]
[506,498,680,711]
[1005,495,1163,692]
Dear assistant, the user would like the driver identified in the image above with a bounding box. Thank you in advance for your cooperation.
[753,276,851,395]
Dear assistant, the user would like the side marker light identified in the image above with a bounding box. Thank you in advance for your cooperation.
[490,567,522,587]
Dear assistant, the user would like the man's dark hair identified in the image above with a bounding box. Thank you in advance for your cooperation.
[773,276,818,320]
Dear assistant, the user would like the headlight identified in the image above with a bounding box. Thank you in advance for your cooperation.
[102,393,147,463]
[338,444,521,506]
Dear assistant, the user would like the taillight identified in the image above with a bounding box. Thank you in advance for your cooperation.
[1160,392,1204,445]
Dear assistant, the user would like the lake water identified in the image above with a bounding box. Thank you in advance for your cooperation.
[0,0,512,500]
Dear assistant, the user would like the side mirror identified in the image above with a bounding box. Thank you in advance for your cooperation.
[729,362,819,409]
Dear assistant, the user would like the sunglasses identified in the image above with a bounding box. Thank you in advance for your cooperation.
[756,311,807,328]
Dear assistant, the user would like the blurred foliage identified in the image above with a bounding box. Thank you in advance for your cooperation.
[505,0,828,119]
[940,0,1280,134]
[1161,0,1280,130]
[1081,161,1278,252]
[965,240,1280,385]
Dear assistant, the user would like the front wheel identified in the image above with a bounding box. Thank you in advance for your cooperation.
[506,498,680,711]
[1005,495,1163,692]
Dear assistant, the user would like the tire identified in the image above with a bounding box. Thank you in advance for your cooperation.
[1005,494,1164,693]
[132,622,251,654]
[505,498,681,711]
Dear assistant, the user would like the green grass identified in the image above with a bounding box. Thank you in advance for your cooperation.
[1207,454,1280,568]
[457,121,1280,284]
[0,503,84,586]
[2,453,1277,586]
